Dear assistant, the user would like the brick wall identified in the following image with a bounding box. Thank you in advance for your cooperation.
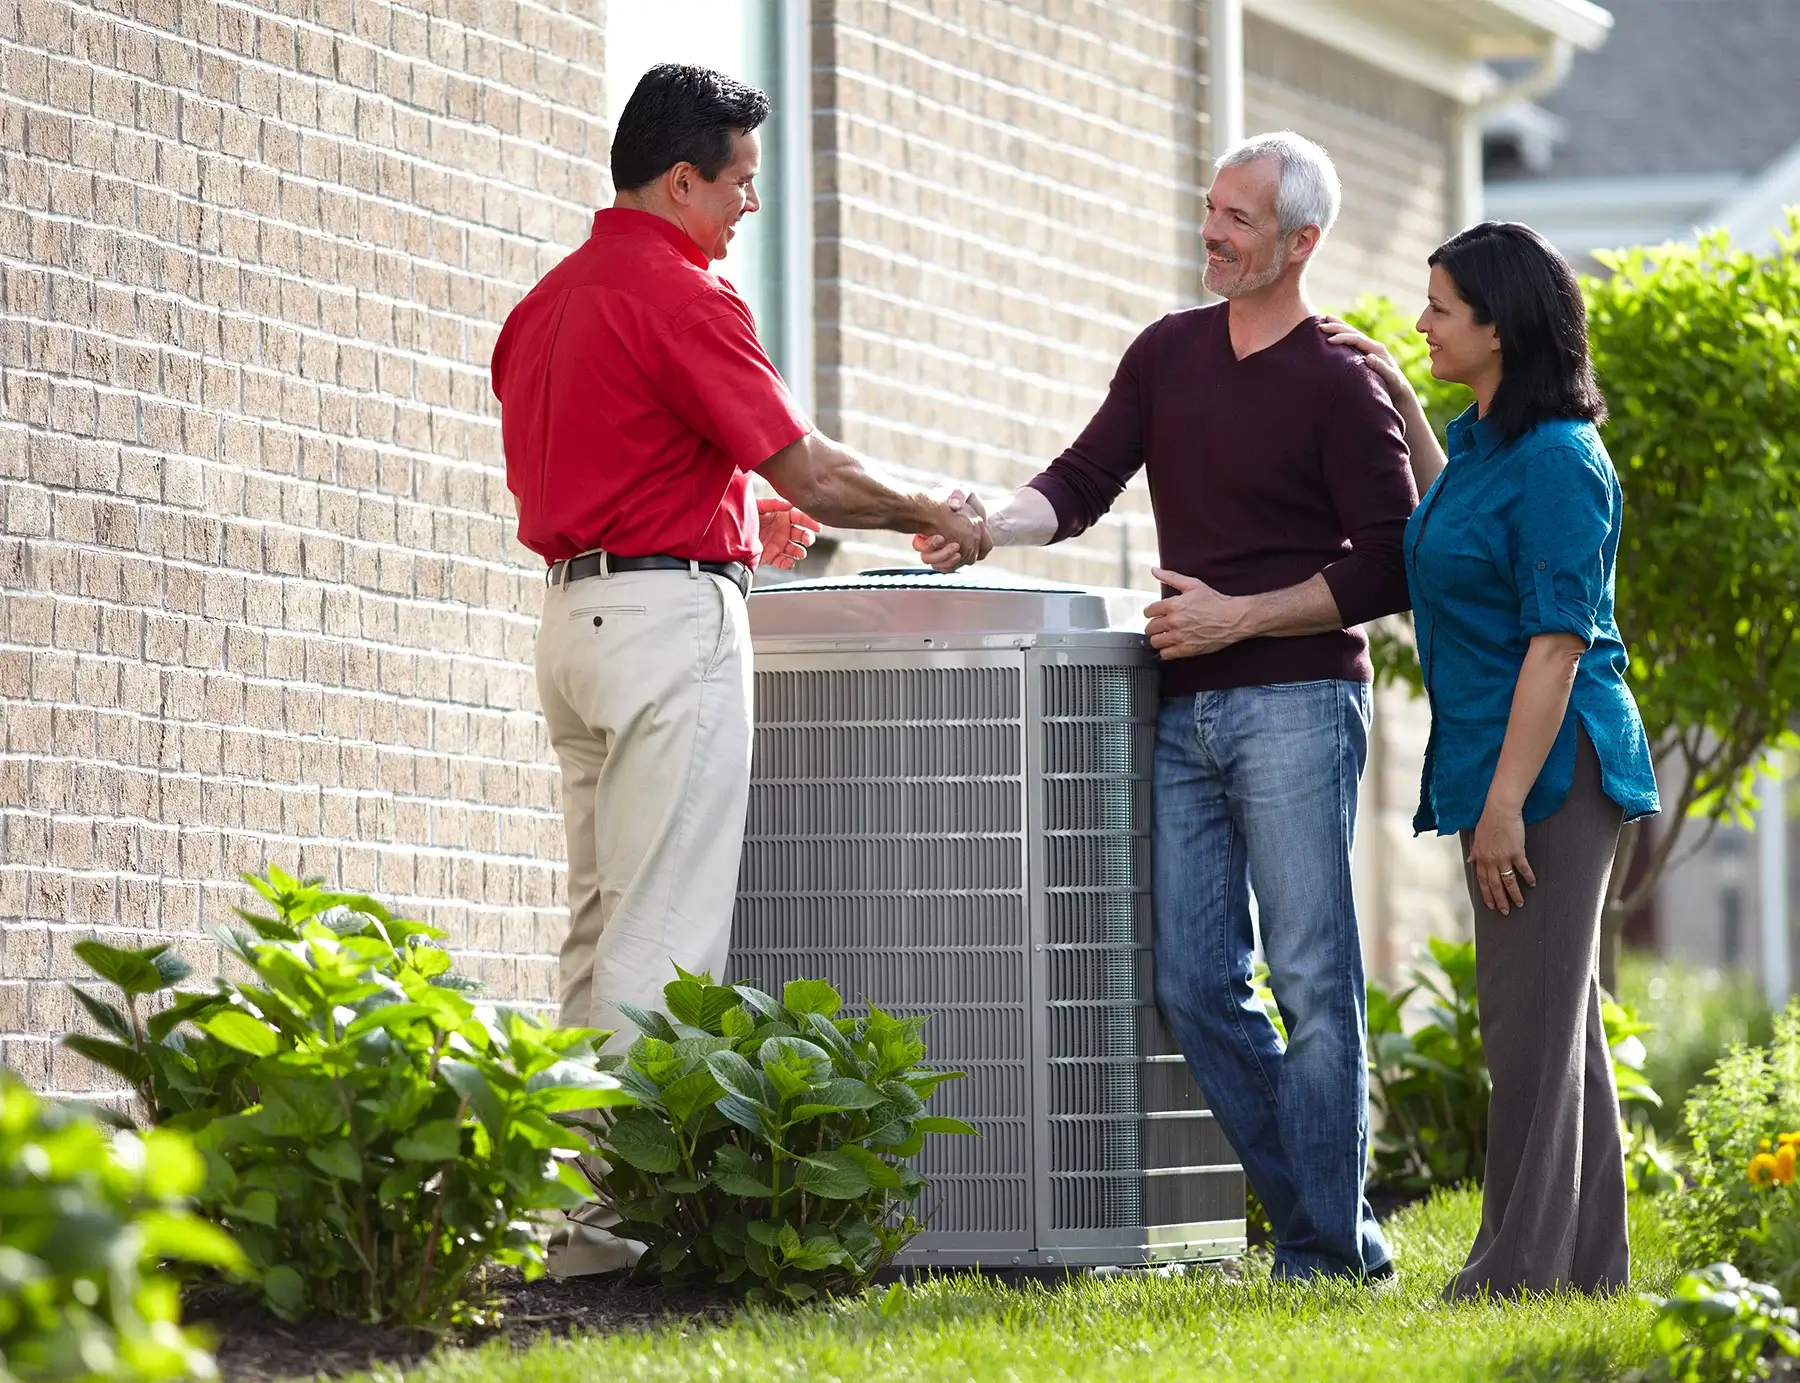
[1244,15,1456,316]
[0,0,610,1090]
[805,0,1207,592]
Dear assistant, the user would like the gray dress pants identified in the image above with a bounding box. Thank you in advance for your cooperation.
[1448,728,1631,1299]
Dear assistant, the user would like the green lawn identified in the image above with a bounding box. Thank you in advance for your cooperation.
[368,1191,1677,1383]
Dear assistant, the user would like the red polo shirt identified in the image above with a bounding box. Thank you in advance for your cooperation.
[491,208,811,565]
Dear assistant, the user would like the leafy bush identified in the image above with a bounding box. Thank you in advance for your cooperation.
[64,869,633,1326]
[1365,938,1663,1193]
[1366,938,1488,1191]
[1618,955,1775,1144]
[1671,1003,1800,1285]
[0,1074,244,1382]
[1644,1264,1800,1383]
[597,970,976,1306]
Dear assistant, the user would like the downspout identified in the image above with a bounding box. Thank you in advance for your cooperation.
[1209,0,1243,164]
[1454,36,1574,230]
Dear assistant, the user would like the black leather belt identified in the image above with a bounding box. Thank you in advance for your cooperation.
[547,552,751,598]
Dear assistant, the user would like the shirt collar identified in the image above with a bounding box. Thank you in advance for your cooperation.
[591,207,711,268]
[1444,403,1505,462]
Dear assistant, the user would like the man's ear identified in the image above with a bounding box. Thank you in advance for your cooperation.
[664,161,701,207]
[1287,224,1322,267]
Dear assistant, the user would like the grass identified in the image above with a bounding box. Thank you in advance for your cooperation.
[358,1190,1679,1383]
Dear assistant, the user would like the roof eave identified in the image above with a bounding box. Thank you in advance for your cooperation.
[1241,0,1611,105]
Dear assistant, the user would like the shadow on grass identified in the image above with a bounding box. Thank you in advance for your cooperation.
[1499,1339,1621,1383]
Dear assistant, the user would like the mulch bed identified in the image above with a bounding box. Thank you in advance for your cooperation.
[186,1270,736,1383]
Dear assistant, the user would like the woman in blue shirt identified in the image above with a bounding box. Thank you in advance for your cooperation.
[1322,221,1659,1299]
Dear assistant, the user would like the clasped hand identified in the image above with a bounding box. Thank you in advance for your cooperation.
[913,489,993,572]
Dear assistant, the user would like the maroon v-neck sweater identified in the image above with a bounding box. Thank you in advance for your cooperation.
[1028,302,1418,697]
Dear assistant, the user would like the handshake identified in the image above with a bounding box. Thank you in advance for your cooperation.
[912,489,993,574]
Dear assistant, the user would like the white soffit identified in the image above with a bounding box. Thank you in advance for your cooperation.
[1242,0,1612,105]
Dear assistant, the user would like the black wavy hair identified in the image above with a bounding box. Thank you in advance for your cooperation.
[1428,221,1607,443]
[611,64,770,192]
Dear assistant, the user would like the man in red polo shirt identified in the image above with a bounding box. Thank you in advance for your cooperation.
[492,64,986,1274]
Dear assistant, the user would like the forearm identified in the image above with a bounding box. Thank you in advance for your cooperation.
[1396,392,1449,494]
[761,432,937,534]
[1235,573,1344,639]
[1486,635,1585,811]
[986,485,1059,547]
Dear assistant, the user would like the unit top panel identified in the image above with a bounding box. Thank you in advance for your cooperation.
[748,569,1140,641]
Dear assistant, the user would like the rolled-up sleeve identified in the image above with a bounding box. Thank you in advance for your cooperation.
[1317,361,1419,625]
[1512,446,1612,646]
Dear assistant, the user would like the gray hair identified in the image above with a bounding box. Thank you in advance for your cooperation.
[1216,131,1342,238]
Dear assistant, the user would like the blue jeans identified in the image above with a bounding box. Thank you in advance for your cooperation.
[1153,681,1390,1280]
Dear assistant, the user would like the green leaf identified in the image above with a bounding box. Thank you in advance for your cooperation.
[198,1010,280,1057]
[147,991,225,1043]
[664,975,743,1032]
[224,1189,278,1227]
[305,1139,363,1182]
[790,1078,883,1121]
[782,978,843,1019]
[711,1145,774,1197]
[393,1118,463,1163]
[795,1149,873,1199]
[136,1211,249,1273]
[62,1033,150,1086]
[615,1001,679,1043]
[835,1143,904,1191]
[731,985,786,1020]
[73,940,179,998]
[65,985,134,1042]
[262,1264,307,1321]
[660,1067,723,1127]
[440,1058,506,1135]
[746,1219,783,1247]
[141,1127,206,1198]
[914,1116,980,1136]
[715,1093,773,1136]
[603,1108,682,1174]
[705,1050,768,1104]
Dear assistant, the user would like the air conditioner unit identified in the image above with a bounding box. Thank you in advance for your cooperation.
[727,572,1246,1269]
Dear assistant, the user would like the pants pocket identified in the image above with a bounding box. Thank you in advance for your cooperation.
[701,579,736,680]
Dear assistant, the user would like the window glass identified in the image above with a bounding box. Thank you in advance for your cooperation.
[606,2,789,374]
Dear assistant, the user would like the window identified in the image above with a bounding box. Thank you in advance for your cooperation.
[606,1,812,410]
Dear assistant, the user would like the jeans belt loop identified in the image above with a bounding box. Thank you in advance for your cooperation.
[599,550,612,581]
[688,559,700,581]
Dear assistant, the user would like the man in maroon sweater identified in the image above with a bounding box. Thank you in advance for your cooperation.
[922,131,1417,1281]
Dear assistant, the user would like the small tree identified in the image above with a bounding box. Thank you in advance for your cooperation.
[1343,219,1800,982]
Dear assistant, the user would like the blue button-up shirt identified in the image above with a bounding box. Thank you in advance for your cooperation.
[1404,407,1660,835]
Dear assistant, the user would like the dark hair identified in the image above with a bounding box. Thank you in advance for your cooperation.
[611,64,770,192]
[1427,221,1606,442]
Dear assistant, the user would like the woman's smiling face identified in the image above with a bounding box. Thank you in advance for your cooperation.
[1416,263,1502,389]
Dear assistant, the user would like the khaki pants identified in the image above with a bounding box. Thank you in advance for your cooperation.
[534,563,754,1274]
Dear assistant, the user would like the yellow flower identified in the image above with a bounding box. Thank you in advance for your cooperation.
[1778,1145,1797,1186]
[1763,1138,1774,1151]
[1750,1152,1780,1187]
[1779,1131,1800,1148]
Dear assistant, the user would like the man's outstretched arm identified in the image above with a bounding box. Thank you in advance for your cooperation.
[761,431,990,566]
